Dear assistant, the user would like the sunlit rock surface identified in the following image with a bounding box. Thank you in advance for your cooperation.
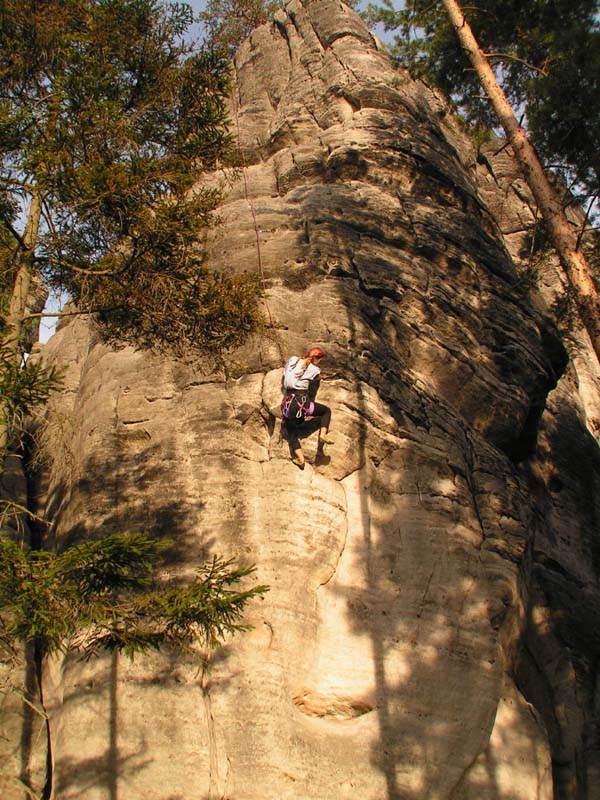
[7,1,600,798]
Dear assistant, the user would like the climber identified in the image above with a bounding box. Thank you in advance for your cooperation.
[281,346,334,469]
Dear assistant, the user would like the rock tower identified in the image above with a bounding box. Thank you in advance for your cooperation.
[5,1,600,798]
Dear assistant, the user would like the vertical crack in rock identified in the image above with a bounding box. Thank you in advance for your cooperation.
[273,13,294,66]
[447,748,489,800]
[460,431,487,547]
[201,656,225,800]
[318,473,349,587]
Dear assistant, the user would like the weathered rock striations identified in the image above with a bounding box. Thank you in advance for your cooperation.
[5,1,599,799]
[475,139,600,800]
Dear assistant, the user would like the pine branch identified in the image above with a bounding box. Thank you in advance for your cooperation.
[1,217,26,250]
[21,306,124,322]
[0,534,268,661]
[484,52,548,77]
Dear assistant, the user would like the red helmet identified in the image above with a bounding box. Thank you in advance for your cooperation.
[306,346,325,361]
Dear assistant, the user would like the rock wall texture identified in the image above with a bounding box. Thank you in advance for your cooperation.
[4,1,600,798]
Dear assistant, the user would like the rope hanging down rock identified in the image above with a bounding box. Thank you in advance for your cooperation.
[232,88,276,331]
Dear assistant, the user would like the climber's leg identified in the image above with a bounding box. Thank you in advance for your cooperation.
[285,419,305,468]
[312,402,333,447]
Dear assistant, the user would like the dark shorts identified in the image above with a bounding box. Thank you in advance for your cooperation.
[283,398,331,451]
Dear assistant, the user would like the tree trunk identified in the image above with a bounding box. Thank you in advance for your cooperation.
[440,0,600,362]
[0,190,43,459]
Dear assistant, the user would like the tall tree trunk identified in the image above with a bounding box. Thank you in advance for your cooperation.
[0,189,43,459]
[440,0,600,362]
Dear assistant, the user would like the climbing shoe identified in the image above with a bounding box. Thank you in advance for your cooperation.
[319,433,334,445]
[292,457,305,470]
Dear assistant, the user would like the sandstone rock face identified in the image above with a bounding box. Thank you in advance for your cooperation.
[8,2,600,799]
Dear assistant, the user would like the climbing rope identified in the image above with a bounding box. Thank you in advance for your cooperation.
[231,86,276,331]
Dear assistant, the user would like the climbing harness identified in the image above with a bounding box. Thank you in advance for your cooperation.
[281,393,314,420]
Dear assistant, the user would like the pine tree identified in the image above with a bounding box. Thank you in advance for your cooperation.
[0,533,267,662]
[364,0,600,360]
[0,531,268,796]
[363,0,599,200]
[0,0,264,458]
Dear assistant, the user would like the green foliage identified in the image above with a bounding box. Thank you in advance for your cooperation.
[363,0,600,200]
[90,555,268,657]
[518,218,554,261]
[0,0,263,354]
[199,0,283,56]
[0,532,268,662]
[527,26,600,200]
[470,125,493,154]
[0,344,63,443]
[93,267,264,354]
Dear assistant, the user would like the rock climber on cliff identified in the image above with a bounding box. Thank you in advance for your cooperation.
[281,346,334,469]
